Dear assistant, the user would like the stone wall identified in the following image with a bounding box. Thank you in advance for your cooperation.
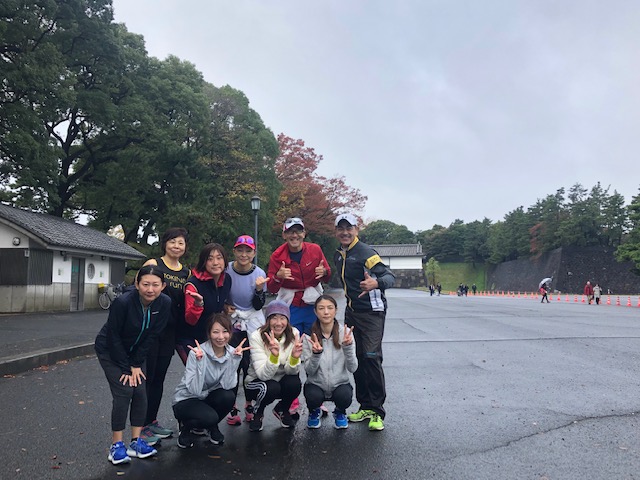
[486,246,639,294]
[392,269,427,288]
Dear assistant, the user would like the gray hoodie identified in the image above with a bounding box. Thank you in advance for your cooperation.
[172,342,241,405]
[301,324,358,397]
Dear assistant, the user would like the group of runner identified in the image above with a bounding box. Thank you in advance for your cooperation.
[95,213,395,465]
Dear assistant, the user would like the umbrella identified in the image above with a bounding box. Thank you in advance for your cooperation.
[539,277,552,289]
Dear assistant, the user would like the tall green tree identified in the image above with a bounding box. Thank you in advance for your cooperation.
[359,220,415,245]
[424,257,441,285]
[616,188,640,273]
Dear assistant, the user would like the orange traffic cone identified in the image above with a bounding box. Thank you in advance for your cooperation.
[565,294,569,302]
[606,295,611,305]
[627,296,632,307]
[616,296,621,306]
[574,295,578,302]
[581,295,585,303]
[556,293,561,301]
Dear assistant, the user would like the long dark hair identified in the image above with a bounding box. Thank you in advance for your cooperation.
[195,243,228,272]
[135,265,165,284]
[311,295,341,349]
[160,227,189,255]
[259,313,295,349]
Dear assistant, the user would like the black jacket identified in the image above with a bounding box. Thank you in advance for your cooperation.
[94,290,170,374]
[334,237,395,312]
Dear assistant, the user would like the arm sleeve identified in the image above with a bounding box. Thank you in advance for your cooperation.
[342,340,358,373]
[252,289,266,310]
[184,283,204,326]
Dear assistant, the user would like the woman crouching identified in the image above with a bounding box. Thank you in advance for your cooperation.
[303,295,357,429]
[244,300,303,432]
[172,313,250,448]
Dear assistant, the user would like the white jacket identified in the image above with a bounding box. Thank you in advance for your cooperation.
[302,324,358,396]
[172,342,241,405]
[245,327,301,384]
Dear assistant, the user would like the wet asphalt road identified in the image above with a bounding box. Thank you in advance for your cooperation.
[2,290,640,480]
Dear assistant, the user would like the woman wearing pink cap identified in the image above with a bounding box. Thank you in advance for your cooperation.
[224,235,269,425]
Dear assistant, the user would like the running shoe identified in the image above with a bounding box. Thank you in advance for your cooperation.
[108,441,131,465]
[334,412,349,429]
[208,426,225,445]
[244,404,255,422]
[307,408,321,429]
[249,415,264,432]
[226,407,242,426]
[368,413,384,431]
[177,428,195,449]
[347,409,375,422]
[147,420,173,438]
[289,397,300,420]
[273,408,295,428]
[127,438,157,459]
[139,426,160,446]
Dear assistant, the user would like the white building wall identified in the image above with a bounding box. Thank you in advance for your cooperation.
[381,256,423,270]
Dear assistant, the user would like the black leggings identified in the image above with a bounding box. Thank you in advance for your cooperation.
[144,351,173,425]
[245,375,301,417]
[304,383,353,414]
[229,331,251,400]
[172,389,236,431]
[98,352,147,431]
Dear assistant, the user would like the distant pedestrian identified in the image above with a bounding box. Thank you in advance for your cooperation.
[436,283,442,296]
[302,295,358,430]
[244,300,303,432]
[141,227,190,444]
[540,284,550,303]
[593,284,602,305]
[172,313,250,449]
[584,281,594,305]
[334,213,395,431]
[94,266,171,465]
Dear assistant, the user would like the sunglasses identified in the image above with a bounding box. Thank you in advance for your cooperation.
[235,236,255,245]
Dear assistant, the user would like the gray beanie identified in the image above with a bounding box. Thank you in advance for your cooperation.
[265,300,290,321]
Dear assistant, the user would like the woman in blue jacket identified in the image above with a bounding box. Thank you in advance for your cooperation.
[94,265,171,465]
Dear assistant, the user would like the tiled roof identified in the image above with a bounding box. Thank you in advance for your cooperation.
[370,244,424,257]
[0,204,145,259]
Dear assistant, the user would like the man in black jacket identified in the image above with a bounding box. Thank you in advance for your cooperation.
[334,213,395,431]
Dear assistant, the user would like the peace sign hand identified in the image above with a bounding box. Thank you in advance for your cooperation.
[233,338,252,357]
[306,332,324,353]
[342,326,355,346]
[291,334,303,359]
[188,339,204,361]
[263,329,280,357]
[314,260,327,280]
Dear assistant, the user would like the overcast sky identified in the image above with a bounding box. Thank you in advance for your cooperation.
[111,0,640,232]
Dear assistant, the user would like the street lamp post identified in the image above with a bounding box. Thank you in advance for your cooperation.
[250,195,261,265]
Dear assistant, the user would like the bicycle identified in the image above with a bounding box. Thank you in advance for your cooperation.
[98,282,126,310]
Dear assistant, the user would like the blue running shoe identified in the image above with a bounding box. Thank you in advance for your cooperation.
[108,441,131,465]
[307,408,322,429]
[127,438,157,459]
[334,412,348,429]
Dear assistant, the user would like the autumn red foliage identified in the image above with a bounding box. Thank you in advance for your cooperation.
[274,134,367,237]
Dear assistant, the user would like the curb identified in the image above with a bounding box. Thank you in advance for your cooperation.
[0,343,96,376]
